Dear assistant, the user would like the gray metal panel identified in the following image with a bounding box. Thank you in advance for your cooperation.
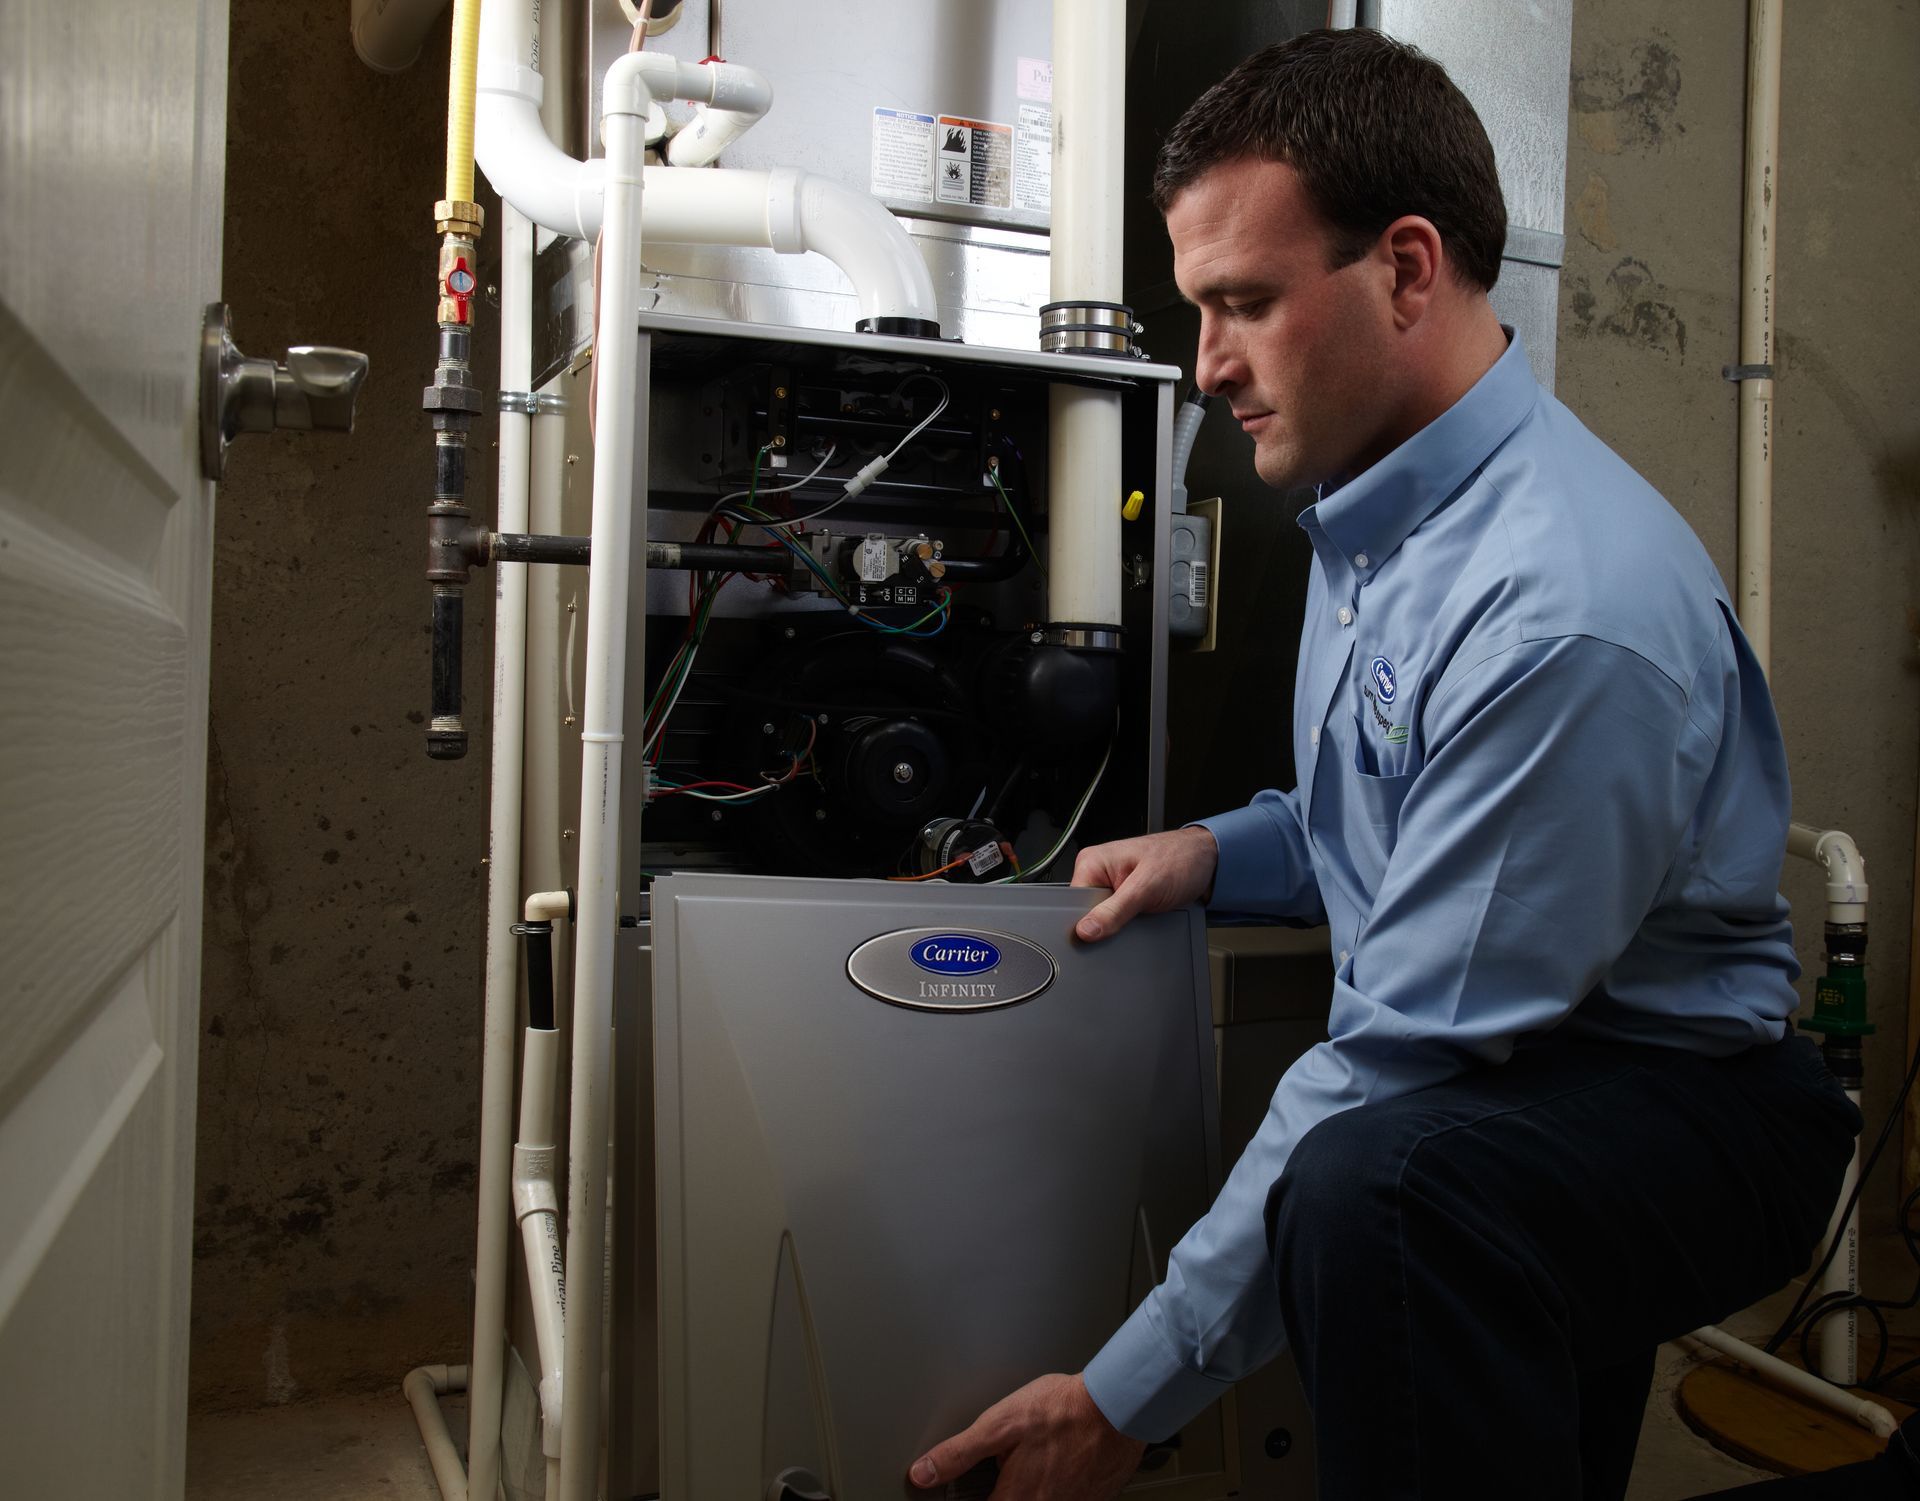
[1490,258,1562,392]
[714,0,1055,234]
[1374,0,1572,237]
[632,309,1182,390]
[652,874,1233,1500]
[1375,0,1573,389]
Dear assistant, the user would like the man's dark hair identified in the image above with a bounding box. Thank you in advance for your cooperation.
[1152,29,1507,292]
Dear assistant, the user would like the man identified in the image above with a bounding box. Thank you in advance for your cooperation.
[910,29,1859,1501]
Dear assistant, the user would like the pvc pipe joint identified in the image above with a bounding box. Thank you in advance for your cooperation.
[1788,822,1869,923]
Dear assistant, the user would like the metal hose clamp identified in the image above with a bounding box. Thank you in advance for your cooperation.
[1038,300,1145,359]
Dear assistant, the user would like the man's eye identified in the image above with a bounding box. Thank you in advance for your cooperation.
[1224,300,1268,320]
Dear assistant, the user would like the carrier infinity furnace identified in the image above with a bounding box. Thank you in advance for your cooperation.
[631,873,1237,1500]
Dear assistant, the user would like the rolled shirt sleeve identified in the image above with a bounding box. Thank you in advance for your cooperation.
[1084,633,1709,1439]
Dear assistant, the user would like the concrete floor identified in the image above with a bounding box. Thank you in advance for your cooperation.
[184,1329,1841,1500]
[185,1234,1920,1499]
[187,1390,464,1501]
[183,1368,1776,1499]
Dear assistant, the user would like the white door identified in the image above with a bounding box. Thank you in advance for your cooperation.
[0,4,228,1497]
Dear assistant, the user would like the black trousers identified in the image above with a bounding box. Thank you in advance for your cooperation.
[1266,1032,1861,1500]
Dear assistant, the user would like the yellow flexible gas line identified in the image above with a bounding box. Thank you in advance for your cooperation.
[445,0,482,204]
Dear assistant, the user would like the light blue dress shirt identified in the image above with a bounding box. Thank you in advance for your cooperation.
[1082,332,1801,1440]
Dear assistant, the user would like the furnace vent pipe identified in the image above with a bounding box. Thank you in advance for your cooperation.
[475,0,938,331]
[1044,0,1127,633]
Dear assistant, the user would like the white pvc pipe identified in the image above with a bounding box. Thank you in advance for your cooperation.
[403,1363,471,1501]
[1046,0,1126,627]
[514,1026,567,1458]
[1735,0,1782,674]
[1788,823,1870,925]
[1813,1088,1864,1384]
[663,68,773,168]
[556,46,672,1501]
[465,201,536,1501]
[1687,1326,1896,1438]
[476,1,937,326]
[352,0,450,73]
[1786,823,1870,1382]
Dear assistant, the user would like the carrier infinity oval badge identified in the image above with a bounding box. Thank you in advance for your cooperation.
[847,927,1056,1012]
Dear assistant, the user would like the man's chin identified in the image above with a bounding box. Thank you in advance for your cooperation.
[1251,447,1310,492]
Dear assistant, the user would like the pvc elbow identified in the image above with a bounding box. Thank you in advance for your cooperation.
[795,174,940,330]
[524,888,572,922]
[476,83,605,240]
[1789,823,1869,920]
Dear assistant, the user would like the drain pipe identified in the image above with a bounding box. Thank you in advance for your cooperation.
[552,48,702,1501]
[1686,1327,1895,1439]
[1789,823,1871,1386]
[1732,0,1782,674]
[403,1363,471,1501]
[512,892,573,1475]
[463,200,536,1501]
[1689,824,1872,1401]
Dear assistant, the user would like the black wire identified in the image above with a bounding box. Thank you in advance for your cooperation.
[1763,1036,1920,1360]
[1791,1183,1920,1389]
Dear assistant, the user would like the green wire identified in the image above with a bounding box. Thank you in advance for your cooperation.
[854,592,950,635]
[990,465,1046,576]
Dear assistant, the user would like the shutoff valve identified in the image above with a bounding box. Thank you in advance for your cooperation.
[200,301,369,480]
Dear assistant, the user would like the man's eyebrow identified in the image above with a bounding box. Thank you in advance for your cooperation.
[1179,279,1276,307]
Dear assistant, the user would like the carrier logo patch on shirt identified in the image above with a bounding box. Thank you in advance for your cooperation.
[1369,656,1397,705]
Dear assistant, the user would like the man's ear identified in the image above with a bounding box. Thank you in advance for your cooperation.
[1380,215,1445,331]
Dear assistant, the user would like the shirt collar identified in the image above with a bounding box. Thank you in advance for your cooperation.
[1301,328,1539,575]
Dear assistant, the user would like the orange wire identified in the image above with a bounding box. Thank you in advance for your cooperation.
[889,850,976,883]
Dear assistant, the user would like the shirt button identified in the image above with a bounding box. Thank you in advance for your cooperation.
[1338,949,1351,966]
[1354,552,1370,569]
[1336,606,1353,626]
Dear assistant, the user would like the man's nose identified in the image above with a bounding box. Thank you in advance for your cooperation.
[1193,316,1244,397]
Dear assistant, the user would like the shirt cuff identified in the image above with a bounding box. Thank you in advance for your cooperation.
[1082,1297,1236,1443]
[1192,805,1288,916]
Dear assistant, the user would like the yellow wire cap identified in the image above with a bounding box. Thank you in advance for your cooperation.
[1121,489,1146,521]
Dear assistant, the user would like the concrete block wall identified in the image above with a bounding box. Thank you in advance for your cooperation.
[193,1,496,1407]
[1558,0,1919,1200]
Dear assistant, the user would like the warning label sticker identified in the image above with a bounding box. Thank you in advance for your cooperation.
[1015,103,1052,214]
[871,107,935,203]
[936,115,1012,210]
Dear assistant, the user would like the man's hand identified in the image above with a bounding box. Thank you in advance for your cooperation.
[908,1373,1146,1500]
[1070,826,1219,942]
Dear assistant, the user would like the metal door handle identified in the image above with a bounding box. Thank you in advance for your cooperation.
[201,302,369,479]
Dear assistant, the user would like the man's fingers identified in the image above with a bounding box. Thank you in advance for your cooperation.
[910,1414,1004,1490]
[1076,878,1146,942]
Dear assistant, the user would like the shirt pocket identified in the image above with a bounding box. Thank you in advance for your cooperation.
[1348,713,1418,851]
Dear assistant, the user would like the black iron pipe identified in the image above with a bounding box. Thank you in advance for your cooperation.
[479,534,788,572]
[491,532,594,566]
[426,585,467,760]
